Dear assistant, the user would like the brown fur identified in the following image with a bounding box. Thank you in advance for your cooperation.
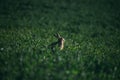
[49,33,65,52]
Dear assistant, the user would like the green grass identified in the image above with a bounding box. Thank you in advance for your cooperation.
[0,0,120,80]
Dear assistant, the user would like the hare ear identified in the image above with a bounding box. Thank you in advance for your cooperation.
[57,33,61,38]
[54,33,61,38]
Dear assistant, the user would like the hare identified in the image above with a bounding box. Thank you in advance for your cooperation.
[49,33,65,52]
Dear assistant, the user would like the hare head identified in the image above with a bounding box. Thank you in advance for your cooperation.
[52,33,65,50]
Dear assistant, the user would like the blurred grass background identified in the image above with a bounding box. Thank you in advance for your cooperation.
[0,0,120,80]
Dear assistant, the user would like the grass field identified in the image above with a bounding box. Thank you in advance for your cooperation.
[0,0,120,80]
